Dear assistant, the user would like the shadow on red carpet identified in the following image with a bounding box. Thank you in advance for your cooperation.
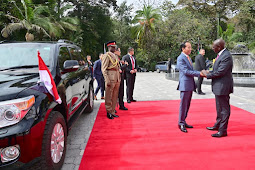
[79,99,255,170]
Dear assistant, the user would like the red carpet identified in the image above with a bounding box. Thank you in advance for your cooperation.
[79,99,255,170]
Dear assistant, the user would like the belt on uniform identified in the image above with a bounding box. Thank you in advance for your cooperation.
[107,68,118,71]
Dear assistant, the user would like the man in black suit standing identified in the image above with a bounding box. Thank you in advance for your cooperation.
[122,47,137,103]
[203,39,233,138]
[167,58,172,73]
[115,48,128,110]
[194,49,206,95]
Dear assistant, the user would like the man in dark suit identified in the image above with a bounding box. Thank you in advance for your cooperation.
[115,48,128,110]
[177,41,204,133]
[122,47,137,103]
[194,49,206,95]
[93,53,104,100]
[167,58,172,73]
[203,39,233,137]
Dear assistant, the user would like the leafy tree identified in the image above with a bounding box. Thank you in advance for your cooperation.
[68,0,114,58]
[133,5,161,49]
[112,1,135,54]
[35,1,79,40]
[160,0,176,17]
[229,0,255,52]
[131,5,162,70]
[1,0,50,40]
[160,8,214,60]
[177,0,244,39]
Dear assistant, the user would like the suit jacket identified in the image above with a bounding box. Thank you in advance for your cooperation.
[177,53,200,91]
[206,49,233,95]
[167,59,172,70]
[93,59,103,78]
[122,54,138,77]
[120,60,127,80]
[195,54,206,71]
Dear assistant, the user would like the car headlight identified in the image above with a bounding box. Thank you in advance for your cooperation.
[0,95,35,128]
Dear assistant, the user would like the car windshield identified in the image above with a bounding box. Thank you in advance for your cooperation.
[0,43,54,69]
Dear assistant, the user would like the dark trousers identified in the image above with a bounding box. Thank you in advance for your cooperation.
[118,76,125,107]
[179,91,192,125]
[214,95,231,133]
[196,77,204,93]
[126,74,136,101]
[95,76,104,97]
[167,66,171,73]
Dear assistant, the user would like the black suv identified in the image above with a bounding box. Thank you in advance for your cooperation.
[0,40,94,169]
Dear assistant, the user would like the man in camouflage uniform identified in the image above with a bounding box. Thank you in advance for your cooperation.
[101,41,121,119]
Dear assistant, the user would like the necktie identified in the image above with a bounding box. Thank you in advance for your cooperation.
[131,56,134,70]
[187,56,192,66]
[216,54,219,61]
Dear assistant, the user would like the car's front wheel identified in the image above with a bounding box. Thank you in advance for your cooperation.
[39,111,67,170]
[156,68,160,73]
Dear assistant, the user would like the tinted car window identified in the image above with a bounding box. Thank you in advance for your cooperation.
[69,47,81,61]
[59,47,71,70]
[0,43,54,69]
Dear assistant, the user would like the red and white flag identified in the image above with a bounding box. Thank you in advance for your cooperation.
[38,51,62,104]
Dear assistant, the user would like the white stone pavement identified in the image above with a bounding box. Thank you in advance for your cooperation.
[61,72,255,170]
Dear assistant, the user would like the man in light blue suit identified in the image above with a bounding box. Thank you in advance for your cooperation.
[177,41,204,133]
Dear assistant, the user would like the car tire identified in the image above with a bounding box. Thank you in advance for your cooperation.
[84,84,94,113]
[39,111,67,170]
[156,68,160,73]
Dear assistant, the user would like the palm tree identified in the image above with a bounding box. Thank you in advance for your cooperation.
[133,5,161,48]
[40,0,79,39]
[1,0,51,40]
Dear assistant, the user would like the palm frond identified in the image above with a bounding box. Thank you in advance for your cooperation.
[47,22,63,38]
[1,23,25,38]
[59,21,77,31]
[24,0,34,21]
[61,17,79,25]
[31,24,50,37]
[11,1,25,19]
[59,4,74,16]
[33,5,50,17]
[5,14,21,23]
[21,0,28,20]
[21,19,32,30]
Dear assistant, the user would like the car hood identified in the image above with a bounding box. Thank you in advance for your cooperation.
[0,69,39,102]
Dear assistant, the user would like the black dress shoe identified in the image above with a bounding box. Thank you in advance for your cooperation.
[112,114,119,118]
[185,123,193,128]
[107,113,114,119]
[206,127,218,131]
[119,106,128,110]
[178,125,187,133]
[127,100,131,103]
[131,99,137,102]
[198,92,206,95]
[193,89,197,93]
[211,132,227,138]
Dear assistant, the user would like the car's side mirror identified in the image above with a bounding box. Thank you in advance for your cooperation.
[62,60,79,73]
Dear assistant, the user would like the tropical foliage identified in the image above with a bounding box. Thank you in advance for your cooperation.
[1,0,50,39]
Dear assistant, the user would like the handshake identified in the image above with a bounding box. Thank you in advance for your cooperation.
[200,70,209,77]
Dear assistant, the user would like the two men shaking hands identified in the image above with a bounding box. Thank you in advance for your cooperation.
[199,70,209,77]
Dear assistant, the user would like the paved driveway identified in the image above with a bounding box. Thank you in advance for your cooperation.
[62,72,255,170]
